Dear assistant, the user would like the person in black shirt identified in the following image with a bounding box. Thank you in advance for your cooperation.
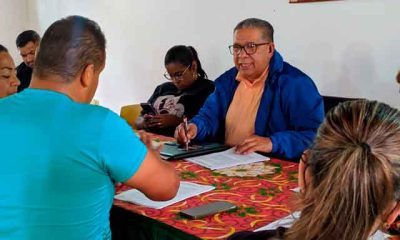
[136,45,215,136]
[15,30,40,92]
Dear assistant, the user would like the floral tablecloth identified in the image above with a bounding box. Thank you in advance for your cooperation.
[114,157,299,240]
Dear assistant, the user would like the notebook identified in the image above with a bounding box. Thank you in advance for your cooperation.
[160,142,229,160]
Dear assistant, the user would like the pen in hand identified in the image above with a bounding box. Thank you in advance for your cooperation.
[183,116,189,151]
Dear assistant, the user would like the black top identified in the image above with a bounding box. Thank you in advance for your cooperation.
[227,227,287,240]
[16,62,32,92]
[145,78,215,136]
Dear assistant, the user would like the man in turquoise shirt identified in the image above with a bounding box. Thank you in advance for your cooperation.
[0,16,179,239]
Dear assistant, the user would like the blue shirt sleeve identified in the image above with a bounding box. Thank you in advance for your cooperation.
[192,88,223,141]
[100,111,147,183]
[192,69,236,141]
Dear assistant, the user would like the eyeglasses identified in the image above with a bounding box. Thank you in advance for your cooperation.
[228,42,270,55]
[164,65,191,81]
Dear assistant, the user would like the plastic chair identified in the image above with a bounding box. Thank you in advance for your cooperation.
[120,104,142,129]
[322,95,361,115]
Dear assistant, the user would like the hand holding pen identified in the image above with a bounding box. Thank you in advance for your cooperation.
[175,119,197,147]
[183,116,189,151]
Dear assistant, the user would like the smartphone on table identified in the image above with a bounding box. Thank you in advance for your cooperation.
[179,201,237,219]
[140,103,157,115]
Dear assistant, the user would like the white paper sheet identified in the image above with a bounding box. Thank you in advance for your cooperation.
[290,187,301,193]
[114,181,215,209]
[254,211,389,239]
[255,211,300,232]
[185,148,269,170]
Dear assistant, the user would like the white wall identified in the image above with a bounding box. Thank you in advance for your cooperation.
[24,0,400,112]
[0,0,31,64]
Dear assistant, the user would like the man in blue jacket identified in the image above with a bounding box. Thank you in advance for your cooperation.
[176,18,324,159]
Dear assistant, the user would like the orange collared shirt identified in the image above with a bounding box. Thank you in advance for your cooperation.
[225,67,269,146]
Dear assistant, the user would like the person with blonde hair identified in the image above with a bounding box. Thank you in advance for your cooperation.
[229,99,400,240]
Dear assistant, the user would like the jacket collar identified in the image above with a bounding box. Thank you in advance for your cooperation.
[268,50,284,84]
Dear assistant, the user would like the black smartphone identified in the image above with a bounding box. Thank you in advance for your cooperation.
[140,103,157,115]
[179,201,237,219]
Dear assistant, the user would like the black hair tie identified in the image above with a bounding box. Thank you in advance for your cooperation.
[359,142,371,153]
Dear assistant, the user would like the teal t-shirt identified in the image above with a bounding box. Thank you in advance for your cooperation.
[0,89,147,239]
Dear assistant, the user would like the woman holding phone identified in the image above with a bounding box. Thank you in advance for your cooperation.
[136,45,214,136]
[229,100,400,240]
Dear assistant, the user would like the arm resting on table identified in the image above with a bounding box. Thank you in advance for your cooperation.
[124,150,180,201]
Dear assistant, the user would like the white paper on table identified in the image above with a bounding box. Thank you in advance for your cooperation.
[255,211,300,232]
[369,231,390,240]
[254,211,389,239]
[290,187,301,193]
[114,181,215,209]
[185,148,269,170]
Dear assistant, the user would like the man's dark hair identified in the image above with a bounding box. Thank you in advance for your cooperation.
[164,45,208,79]
[0,44,8,53]
[34,15,106,83]
[234,18,274,42]
[16,30,40,48]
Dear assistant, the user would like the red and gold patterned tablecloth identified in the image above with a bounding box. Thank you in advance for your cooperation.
[114,157,299,240]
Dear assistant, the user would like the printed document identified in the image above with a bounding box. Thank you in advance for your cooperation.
[114,181,215,209]
[185,148,269,170]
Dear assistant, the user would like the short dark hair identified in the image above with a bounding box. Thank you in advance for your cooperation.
[234,18,274,42]
[164,45,208,79]
[0,44,8,53]
[16,30,40,48]
[34,15,106,83]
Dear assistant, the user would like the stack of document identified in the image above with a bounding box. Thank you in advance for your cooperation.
[114,181,215,209]
[185,148,269,170]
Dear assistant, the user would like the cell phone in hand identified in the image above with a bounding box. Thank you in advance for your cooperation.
[140,103,157,115]
[179,201,237,219]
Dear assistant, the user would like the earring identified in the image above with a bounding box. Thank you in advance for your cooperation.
[193,73,198,80]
